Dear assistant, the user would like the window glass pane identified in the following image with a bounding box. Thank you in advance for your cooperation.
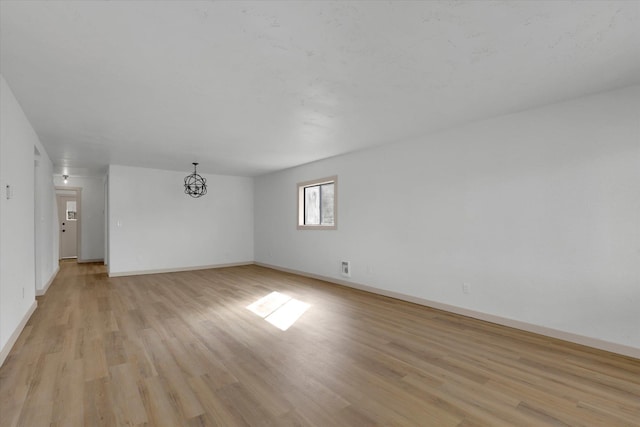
[320,183,334,225]
[66,200,77,220]
[304,186,320,225]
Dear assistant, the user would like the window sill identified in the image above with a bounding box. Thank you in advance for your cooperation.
[297,225,337,230]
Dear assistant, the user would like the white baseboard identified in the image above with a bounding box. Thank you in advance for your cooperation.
[108,261,254,278]
[0,301,37,367]
[36,266,59,296]
[255,262,640,360]
[78,258,104,264]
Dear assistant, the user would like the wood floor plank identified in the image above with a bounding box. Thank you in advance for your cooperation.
[108,363,148,426]
[1,261,639,426]
[187,374,245,426]
[83,377,116,427]
[139,375,183,427]
[50,358,84,426]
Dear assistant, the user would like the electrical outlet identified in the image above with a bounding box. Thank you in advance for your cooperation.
[462,282,470,294]
[341,261,351,278]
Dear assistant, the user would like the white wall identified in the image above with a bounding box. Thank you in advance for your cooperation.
[104,176,109,266]
[53,174,105,262]
[0,75,58,361]
[255,86,640,353]
[108,165,254,275]
[34,145,59,294]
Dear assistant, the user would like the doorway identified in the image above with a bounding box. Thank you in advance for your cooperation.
[56,188,82,260]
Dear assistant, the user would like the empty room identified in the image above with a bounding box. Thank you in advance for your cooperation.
[1,1,639,426]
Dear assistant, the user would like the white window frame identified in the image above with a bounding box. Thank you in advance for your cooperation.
[297,175,337,230]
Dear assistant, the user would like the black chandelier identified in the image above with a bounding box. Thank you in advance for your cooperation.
[184,162,207,198]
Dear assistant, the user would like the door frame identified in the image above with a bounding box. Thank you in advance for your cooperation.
[55,186,82,261]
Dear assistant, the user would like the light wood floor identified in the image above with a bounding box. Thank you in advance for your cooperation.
[1,262,639,427]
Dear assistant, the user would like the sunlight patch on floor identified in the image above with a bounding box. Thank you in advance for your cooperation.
[247,291,310,331]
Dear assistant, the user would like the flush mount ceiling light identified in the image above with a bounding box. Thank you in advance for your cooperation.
[184,162,207,198]
[63,175,69,184]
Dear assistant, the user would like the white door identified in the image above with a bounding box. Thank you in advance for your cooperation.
[57,195,78,259]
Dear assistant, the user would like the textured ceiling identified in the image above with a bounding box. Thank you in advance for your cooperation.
[1,1,639,176]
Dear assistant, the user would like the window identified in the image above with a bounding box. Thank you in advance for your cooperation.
[66,200,77,220]
[297,176,337,230]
